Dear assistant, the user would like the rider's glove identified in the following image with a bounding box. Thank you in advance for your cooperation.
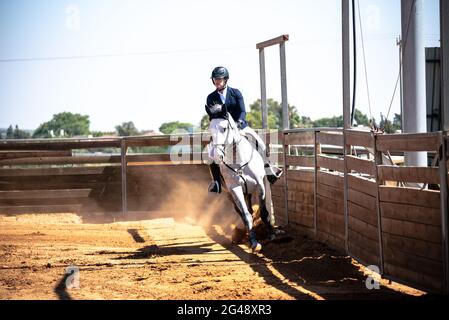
[237,119,245,130]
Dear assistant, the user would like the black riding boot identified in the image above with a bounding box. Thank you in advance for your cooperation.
[208,163,221,193]
[265,163,283,184]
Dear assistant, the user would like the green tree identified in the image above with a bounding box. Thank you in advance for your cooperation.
[379,113,401,133]
[200,102,372,131]
[246,99,305,129]
[200,114,210,131]
[311,109,371,128]
[353,109,370,126]
[12,125,31,139]
[299,116,314,128]
[201,99,309,130]
[312,115,343,128]
[33,112,90,138]
[6,125,13,138]
[159,121,194,134]
[90,131,116,137]
[392,113,402,131]
[115,121,140,136]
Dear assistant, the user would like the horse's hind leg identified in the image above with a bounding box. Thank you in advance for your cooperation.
[245,194,253,214]
[230,185,261,252]
[257,179,276,235]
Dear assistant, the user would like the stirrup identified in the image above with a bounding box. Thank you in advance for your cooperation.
[265,164,283,176]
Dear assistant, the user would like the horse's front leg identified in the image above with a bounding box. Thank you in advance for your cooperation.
[229,184,262,253]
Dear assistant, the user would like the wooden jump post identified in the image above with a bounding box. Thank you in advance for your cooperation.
[256,34,290,130]
[257,34,290,225]
[121,138,127,216]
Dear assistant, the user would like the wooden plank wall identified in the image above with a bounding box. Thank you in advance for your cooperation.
[278,129,447,293]
[375,132,445,292]
[270,174,287,227]
[277,131,315,235]
[0,135,229,217]
[315,131,346,251]
[345,130,381,267]
[0,165,122,214]
[0,164,228,216]
[0,139,120,214]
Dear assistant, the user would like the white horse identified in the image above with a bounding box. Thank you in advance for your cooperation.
[208,113,278,252]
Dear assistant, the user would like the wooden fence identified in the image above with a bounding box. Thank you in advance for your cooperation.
[271,129,449,294]
[0,129,448,293]
[0,134,216,217]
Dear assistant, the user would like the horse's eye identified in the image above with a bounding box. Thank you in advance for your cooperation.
[223,128,227,132]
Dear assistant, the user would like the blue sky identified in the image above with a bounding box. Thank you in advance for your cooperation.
[0,0,440,132]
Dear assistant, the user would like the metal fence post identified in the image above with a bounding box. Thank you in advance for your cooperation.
[343,132,350,254]
[283,132,289,226]
[373,132,385,275]
[342,0,351,255]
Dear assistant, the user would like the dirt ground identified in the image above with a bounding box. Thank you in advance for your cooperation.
[0,212,427,300]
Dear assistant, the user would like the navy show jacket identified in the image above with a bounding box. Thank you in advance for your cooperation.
[205,86,248,129]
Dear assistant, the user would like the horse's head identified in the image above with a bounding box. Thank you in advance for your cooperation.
[209,113,240,164]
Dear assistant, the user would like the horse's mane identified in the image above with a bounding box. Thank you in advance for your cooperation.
[225,113,238,131]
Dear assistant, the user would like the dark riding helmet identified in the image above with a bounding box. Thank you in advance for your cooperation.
[211,66,229,80]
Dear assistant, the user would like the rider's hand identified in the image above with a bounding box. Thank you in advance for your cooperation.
[237,119,245,129]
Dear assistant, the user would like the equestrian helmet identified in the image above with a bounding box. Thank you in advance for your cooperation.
[211,66,229,80]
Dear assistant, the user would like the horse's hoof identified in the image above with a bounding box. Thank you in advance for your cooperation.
[251,242,262,253]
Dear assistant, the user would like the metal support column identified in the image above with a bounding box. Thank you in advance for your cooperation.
[401,0,427,167]
[439,0,449,295]
[342,0,351,254]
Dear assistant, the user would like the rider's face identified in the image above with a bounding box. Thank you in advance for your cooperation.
[213,78,226,91]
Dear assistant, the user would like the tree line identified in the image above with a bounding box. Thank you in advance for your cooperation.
[1,99,401,139]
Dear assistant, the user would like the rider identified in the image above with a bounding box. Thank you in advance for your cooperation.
[205,66,283,193]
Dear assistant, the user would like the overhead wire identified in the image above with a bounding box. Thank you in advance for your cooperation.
[356,0,373,123]
[0,45,253,63]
